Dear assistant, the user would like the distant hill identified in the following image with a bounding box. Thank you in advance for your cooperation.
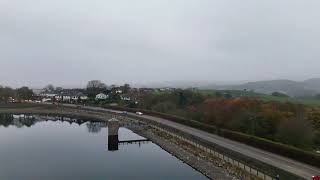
[214,79,320,97]
[134,80,220,89]
[137,78,320,97]
[303,78,320,92]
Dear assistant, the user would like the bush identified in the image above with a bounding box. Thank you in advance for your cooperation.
[275,117,314,150]
[151,101,176,113]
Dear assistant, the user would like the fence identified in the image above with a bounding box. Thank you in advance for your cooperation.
[150,124,275,180]
[112,113,276,179]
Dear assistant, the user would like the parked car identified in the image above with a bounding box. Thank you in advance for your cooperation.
[120,111,128,116]
[136,111,143,115]
[313,176,320,180]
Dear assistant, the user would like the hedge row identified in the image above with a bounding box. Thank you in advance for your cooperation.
[102,105,320,168]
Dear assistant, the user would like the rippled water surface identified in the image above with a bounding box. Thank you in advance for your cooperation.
[0,115,207,180]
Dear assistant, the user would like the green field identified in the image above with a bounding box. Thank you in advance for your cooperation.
[197,89,320,107]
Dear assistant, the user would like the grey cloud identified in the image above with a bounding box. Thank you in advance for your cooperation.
[0,0,320,87]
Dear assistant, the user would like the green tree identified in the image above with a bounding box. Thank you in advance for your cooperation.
[0,87,14,103]
[16,86,34,100]
[175,89,193,107]
[276,109,314,150]
[152,101,177,113]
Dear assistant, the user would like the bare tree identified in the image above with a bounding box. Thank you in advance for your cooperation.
[86,80,107,89]
[43,84,55,93]
[86,80,107,98]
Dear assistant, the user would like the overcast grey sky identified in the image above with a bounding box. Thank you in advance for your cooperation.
[1,0,320,88]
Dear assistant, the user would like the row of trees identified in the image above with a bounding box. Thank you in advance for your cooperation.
[0,114,105,134]
[0,86,33,102]
[135,90,320,150]
[86,80,131,100]
[41,80,131,100]
[1,80,132,104]
[202,97,316,149]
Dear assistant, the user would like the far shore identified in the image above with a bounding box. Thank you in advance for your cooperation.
[0,104,117,121]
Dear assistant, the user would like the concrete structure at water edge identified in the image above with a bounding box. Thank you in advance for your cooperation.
[107,118,150,151]
[108,118,120,151]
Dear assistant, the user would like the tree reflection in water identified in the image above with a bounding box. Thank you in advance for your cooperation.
[0,114,106,133]
[86,121,105,133]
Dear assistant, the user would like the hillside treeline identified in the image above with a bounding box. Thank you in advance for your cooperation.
[136,90,320,151]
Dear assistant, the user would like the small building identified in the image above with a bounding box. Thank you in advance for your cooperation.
[79,94,88,100]
[71,95,78,101]
[72,93,88,101]
[120,96,131,101]
[42,98,52,102]
[62,95,71,101]
[55,95,63,101]
[54,91,88,102]
[115,90,123,94]
[95,93,108,100]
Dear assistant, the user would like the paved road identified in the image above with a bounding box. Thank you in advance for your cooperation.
[59,104,320,178]
[139,114,320,178]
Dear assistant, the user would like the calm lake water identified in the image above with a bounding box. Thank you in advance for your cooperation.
[0,114,207,180]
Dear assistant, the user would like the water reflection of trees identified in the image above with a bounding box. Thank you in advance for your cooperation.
[0,114,36,127]
[0,114,14,127]
[0,114,105,130]
[86,122,106,133]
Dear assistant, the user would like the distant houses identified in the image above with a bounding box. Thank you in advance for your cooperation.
[54,94,63,101]
[40,93,57,98]
[56,93,88,102]
[33,90,88,103]
[31,85,155,104]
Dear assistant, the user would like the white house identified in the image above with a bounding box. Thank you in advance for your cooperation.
[55,95,63,101]
[71,95,78,101]
[42,98,52,102]
[80,95,88,100]
[95,93,108,100]
[53,94,71,101]
[115,90,123,94]
[75,92,88,100]
[63,95,71,101]
[54,92,88,102]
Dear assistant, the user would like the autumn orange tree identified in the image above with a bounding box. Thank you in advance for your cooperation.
[137,90,320,150]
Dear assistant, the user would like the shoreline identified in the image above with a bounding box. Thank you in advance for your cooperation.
[137,128,253,180]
